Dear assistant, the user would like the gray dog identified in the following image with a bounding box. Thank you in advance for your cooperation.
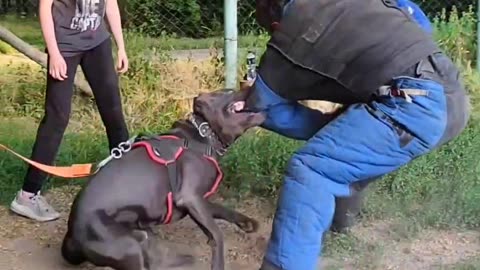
[60,88,266,270]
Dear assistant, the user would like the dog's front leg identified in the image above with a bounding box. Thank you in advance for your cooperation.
[180,196,224,270]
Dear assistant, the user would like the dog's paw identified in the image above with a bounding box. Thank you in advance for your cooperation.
[237,217,259,233]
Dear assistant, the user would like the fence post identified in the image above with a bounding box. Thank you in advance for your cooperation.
[224,0,238,89]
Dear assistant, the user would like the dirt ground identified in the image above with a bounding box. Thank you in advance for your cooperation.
[0,186,479,270]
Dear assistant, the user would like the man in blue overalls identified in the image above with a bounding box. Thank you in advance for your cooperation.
[248,0,471,269]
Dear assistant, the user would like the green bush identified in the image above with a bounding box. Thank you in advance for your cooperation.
[122,1,477,39]
[124,0,204,38]
[433,6,477,66]
[123,0,261,38]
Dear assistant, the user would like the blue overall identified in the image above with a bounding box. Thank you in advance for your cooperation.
[252,1,441,269]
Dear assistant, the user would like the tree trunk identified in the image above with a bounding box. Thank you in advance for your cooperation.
[0,24,93,96]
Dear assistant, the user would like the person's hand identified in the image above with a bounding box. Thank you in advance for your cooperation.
[116,49,129,74]
[49,52,68,81]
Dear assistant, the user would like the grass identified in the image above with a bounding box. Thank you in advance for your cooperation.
[0,40,15,54]
[434,257,480,269]
[0,7,479,263]
[0,13,266,52]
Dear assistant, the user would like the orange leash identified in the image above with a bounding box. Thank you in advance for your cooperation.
[0,143,94,178]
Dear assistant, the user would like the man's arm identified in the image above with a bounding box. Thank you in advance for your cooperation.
[248,75,337,141]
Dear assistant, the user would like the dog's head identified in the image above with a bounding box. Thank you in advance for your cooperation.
[193,88,266,145]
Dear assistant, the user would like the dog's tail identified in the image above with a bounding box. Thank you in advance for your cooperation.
[61,232,86,265]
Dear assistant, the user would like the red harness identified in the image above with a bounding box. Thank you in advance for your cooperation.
[131,135,223,224]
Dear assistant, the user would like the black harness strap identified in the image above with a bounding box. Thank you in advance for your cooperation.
[165,162,179,195]
[132,124,220,201]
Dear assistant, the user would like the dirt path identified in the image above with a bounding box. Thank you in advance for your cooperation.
[0,186,479,270]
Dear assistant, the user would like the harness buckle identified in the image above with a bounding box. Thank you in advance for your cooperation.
[376,85,429,103]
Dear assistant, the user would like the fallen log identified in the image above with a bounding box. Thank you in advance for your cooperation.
[0,24,93,96]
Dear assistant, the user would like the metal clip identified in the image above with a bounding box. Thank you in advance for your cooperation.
[198,122,209,137]
[111,147,123,159]
[400,90,413,103]
[118,141,131,152]
[95,155,113,171]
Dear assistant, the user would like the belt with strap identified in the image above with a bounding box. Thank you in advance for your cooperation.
[375,85,429,103]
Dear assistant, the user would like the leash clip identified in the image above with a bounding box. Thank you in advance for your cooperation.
[109,136,137,160]
[111,147,123,159]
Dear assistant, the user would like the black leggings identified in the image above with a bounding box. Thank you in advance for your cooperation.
[22,38,129,194]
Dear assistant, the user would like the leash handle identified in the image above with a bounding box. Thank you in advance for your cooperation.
[0,143,93,178]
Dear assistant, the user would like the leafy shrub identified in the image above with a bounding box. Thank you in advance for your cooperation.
[123,0,261,38]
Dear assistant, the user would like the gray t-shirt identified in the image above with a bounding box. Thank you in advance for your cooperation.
[51,0,111,57]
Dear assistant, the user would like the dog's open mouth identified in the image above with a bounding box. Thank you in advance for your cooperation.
[227,101,254,114]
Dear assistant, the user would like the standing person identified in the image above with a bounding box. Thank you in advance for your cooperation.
[10,0,130,222]
[246,0,471,269]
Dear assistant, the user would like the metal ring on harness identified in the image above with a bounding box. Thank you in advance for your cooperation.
[198,122,209,137]
[111,148,123,159]
[119,141,132,152]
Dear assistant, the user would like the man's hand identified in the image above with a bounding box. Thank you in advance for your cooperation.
[116,49,128,74]
[49,52,68,81]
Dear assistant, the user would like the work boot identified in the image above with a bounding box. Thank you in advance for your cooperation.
[10,190,60,222]
[330,179,374,233]
[330,190,366,233]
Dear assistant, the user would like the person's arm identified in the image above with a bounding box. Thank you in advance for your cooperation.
[105,0,125,52]
[248,75,336,140]
[39,0,60,57]
[39,0,67,80]
[105,0,128,73]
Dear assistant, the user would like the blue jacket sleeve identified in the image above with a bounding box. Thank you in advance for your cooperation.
[248,75,335,140]
[396,0,433,34]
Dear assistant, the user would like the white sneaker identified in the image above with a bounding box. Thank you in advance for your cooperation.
[10,190,60,222]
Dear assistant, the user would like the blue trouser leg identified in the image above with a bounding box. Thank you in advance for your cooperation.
[263,76,448,270]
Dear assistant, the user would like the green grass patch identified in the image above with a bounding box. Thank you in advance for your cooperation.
[433,257,480,269]
[0,13,265,51]
[0,14,45,49]
[0,40,16,54]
